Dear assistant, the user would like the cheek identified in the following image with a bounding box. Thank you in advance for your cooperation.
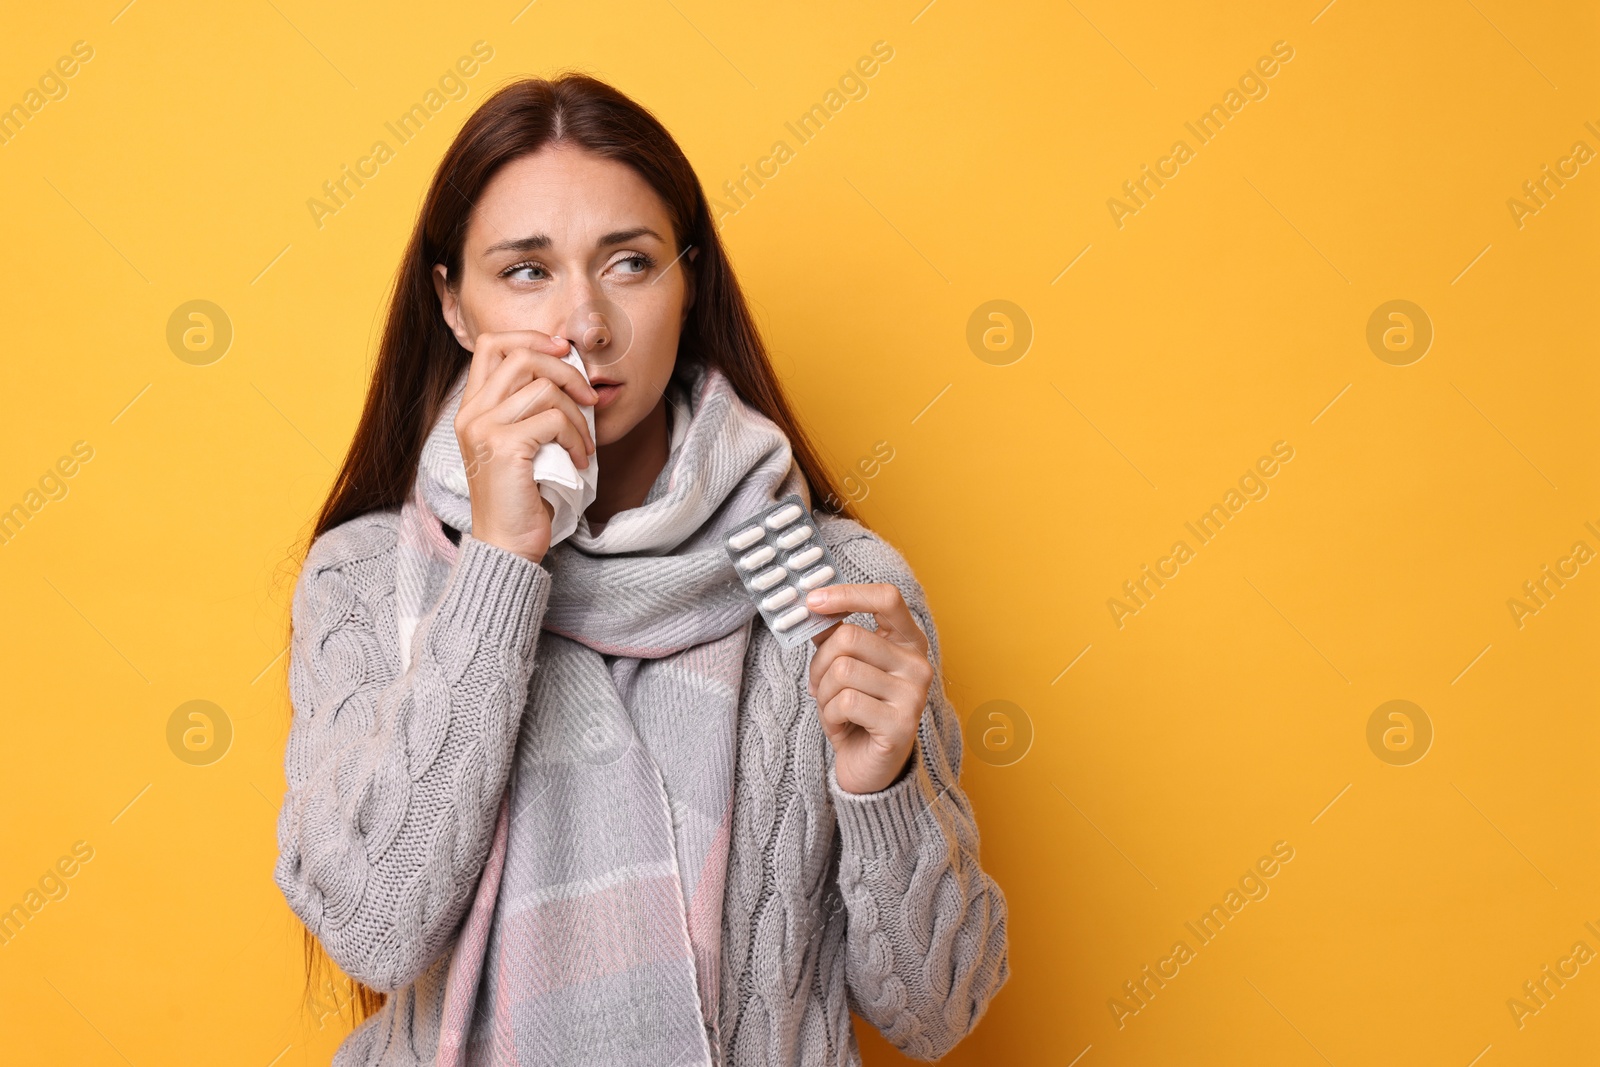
[453,276,518,337]
[591,294,685,445]
[618,285,686,376]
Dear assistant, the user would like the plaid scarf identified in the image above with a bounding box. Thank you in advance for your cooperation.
[393,359,808,1065]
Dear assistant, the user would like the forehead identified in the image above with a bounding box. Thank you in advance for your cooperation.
[467,144,675,249]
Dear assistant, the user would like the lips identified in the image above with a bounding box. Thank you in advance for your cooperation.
[592,382,622,409]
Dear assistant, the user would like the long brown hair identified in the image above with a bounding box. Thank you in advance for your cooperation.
[285,72,863,1030]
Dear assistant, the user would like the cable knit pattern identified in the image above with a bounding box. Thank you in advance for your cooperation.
[274,507,1008,1065]
[277,516,549,994]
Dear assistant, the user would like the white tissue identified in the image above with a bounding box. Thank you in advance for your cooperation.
[535,343,599,547]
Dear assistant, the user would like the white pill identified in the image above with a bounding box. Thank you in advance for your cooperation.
[774,605,810,631]
[751,566,787,590]
[796,565,835,590]
[738,544,776,570]
[776,524,813,549]
[761,586,797,611]
[728,524,765,550]
[786,545,822,570]
[765,503,802,528]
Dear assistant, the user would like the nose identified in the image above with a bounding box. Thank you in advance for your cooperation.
[557,292,635,371]
[547,274,600,352]
[571,307,615,353]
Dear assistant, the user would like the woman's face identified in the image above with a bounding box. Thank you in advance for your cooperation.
[433,143,696,446]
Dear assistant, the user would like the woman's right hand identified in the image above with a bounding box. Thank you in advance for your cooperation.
[455,330,598,564]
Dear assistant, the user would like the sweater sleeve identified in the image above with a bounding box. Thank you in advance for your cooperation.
[273,516,553,992]
[821,525,1011,1059]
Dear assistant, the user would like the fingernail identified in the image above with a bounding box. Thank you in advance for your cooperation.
[806,589,826,607]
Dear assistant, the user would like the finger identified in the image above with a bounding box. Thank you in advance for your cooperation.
[813,653,921,716]
[487,402,592,471]
[481,345,598,410]
[500,343,599,407]
[816,685,899,740]
[808,621,919,696]
[464,329,559,400]
[804,582,928,652]
[465,331,582,405]
[479,329,572,360]
[462,340,502,407]
[809,620,843,649]
[490,375,595,458]
[465,345,535,418]
[463,352,595,437]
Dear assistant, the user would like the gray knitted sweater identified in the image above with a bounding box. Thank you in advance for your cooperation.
[275,506,1009,1065]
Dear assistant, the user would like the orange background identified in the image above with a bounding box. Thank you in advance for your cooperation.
[1,1,1596,1063]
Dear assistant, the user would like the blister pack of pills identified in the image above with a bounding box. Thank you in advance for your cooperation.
[724,494,847,647]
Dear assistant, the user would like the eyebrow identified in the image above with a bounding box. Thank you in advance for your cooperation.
[482,226,667,256]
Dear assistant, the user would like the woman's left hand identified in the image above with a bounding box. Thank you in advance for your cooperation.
[805,583,934,795]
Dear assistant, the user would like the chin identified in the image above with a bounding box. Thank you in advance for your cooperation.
[593,407,634,445]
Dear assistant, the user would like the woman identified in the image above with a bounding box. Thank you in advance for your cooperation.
[275,73,1008,1066]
